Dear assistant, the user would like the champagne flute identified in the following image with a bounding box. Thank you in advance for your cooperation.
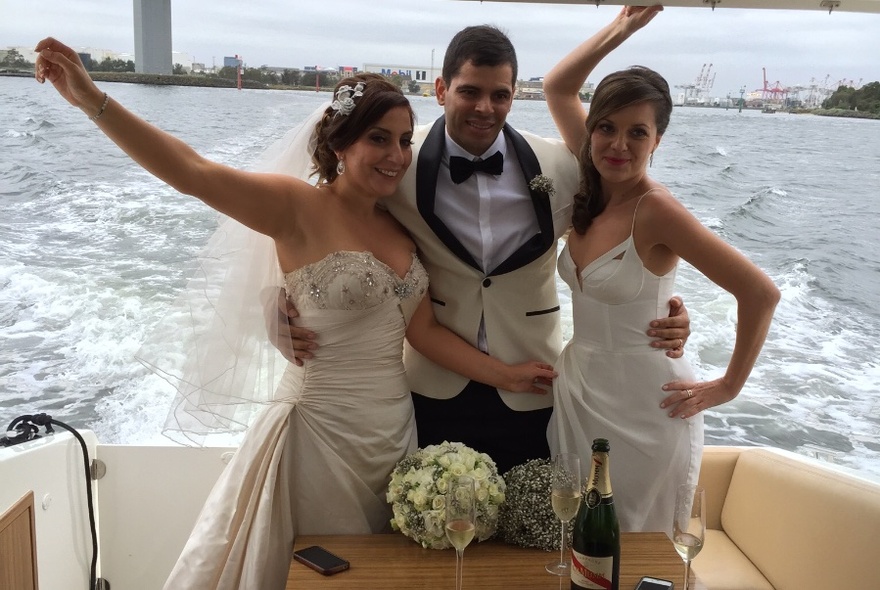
[672,484,705,590]
[446,475,476,590]
[546,453,581,575]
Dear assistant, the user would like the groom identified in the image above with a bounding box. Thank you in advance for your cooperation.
[285,25,689,474]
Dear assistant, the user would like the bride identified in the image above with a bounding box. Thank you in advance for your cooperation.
[35,39,555,590]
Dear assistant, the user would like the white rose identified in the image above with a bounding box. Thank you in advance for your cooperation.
[470,466,488,481]
[395,513,408,530]
[412,489,428,509]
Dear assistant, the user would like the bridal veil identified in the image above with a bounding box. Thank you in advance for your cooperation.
[136,103,330,445]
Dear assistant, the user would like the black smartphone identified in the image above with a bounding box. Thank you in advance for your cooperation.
[292,545,350,575]
[634,576,674,590]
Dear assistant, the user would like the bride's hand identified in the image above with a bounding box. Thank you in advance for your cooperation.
[35,37,105,116]
[503,362,557,395]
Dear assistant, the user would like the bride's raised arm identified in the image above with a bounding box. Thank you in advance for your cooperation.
[35,37,302,240]
[544,5,663,155]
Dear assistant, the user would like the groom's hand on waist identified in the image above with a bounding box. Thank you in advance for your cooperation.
[647,295,690,359]
[265,288,318,366]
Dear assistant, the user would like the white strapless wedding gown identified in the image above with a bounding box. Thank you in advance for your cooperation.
[549,226,703,535]
[164,251,427,590]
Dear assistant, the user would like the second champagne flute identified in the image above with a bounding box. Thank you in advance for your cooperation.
[546,452,581,575]
[446,475,476,590]
[672,483,705,590]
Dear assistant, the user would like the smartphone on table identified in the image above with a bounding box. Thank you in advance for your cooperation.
[292,545,350,575]
[634,576,674,590]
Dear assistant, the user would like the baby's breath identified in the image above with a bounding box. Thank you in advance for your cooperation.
[497,458,572,551]
[528,174,556,197]
[386,441,506,549]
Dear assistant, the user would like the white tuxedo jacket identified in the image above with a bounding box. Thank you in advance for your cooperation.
[385,116,579,411]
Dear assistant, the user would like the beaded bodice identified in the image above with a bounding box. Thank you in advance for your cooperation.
[284,251,429,319]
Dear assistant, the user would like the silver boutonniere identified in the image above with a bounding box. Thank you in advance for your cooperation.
[529,174,555,197]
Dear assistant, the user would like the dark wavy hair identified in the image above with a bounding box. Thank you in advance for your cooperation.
[311,72,414,183]
[442,25,518,87]
[572,66,673,235]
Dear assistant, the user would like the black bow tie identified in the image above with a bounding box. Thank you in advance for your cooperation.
[449,151,504,184]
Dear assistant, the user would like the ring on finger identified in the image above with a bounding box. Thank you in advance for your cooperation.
[685,389,693,398]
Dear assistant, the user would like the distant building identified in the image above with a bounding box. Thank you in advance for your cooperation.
[133,0,172,74]
[517,79,544,100]
[516,78,593,101]
[364,63,434,82]
[172,51,193,72]
[363,63,438,94]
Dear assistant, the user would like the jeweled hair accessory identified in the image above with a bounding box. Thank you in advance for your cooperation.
[330,82,366,116]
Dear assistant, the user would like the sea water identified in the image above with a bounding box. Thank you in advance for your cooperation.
[2,76,878,479]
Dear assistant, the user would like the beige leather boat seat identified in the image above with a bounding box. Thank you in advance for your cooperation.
[693,446,880,590]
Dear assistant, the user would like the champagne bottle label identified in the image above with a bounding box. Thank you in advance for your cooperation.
[571,549,614,589]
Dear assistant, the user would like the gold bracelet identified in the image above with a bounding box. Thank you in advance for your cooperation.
[89,92,110,121]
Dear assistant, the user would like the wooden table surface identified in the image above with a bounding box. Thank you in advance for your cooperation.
[289,532,705,589]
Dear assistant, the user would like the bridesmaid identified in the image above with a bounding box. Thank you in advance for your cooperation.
[544,6,779,533]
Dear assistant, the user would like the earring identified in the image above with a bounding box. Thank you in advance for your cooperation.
[649,152,654,167]
[336,159,345,175]
[587,144,592,160]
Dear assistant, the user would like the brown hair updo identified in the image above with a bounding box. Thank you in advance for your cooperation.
[572,65,672,234]
[311,72,414,183]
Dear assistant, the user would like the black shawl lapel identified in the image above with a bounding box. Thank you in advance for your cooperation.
[490,124,555,276]
[416,115,481,271]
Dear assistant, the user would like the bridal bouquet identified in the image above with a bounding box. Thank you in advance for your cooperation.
[386,441,506,549]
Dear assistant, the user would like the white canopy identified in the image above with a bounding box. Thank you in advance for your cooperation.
[456,0,880,14]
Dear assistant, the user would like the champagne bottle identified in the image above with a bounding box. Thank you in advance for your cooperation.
[570,438,620,590]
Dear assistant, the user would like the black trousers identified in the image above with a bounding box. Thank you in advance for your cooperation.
[411,380,552,476]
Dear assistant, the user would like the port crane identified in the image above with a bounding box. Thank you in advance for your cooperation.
[674,63,716,105]
[758,67,789,106]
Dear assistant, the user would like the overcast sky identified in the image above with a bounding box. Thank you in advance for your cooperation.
[4,0,880,96]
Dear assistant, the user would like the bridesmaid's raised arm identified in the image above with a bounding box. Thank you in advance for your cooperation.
[544,5,663,155]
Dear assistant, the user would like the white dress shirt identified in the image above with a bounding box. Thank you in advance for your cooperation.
[435,130,541,351]
[436,131,540,274]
